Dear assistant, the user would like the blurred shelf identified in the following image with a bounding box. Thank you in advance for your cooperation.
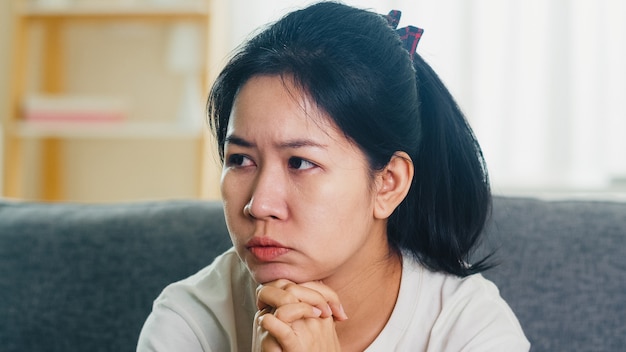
[3,0,214,201]
[16,120,203,139]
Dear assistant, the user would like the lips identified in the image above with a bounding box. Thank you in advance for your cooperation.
[246,237,291,261]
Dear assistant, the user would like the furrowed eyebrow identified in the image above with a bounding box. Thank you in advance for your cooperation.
[224,134,327,150]
[277,139,327,149]
[224,135,254,148]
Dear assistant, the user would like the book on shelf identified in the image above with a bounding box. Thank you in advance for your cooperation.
[22,94,128,123]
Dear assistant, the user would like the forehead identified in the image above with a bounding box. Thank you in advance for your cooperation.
[225,74,372,173]
[227,75,339,140]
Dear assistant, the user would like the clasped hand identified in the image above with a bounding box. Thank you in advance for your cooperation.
[252,279,348,351]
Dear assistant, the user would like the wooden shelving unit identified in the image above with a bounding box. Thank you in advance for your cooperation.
[3,0,218,201]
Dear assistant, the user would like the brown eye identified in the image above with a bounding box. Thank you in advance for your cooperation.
[288,157,316,170]
[226,154,253,167]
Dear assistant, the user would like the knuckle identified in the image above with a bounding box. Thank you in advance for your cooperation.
[277,294,298,307]
[273,278,293,288]
[272,306,288,321]
[282,282,300,294]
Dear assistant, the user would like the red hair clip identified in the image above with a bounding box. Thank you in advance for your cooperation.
[384,10,424,60]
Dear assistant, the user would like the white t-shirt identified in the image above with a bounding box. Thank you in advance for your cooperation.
[137,248,530,351]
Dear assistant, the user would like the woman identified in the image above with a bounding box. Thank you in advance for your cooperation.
[138,2,530,351]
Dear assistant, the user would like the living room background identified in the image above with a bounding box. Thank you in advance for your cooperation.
[236,0,625,199]
[1,0,624,202]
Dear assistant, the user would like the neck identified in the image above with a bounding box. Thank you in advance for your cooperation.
[325,247,403,351]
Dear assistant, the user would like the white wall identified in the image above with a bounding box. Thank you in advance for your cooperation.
[223,0,626,199]
[3,0,624,201]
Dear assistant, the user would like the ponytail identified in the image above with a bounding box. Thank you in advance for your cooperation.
[388,55,493,277]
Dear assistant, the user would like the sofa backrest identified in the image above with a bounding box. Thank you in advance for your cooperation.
[1,196,625,351]
[479,196,626,352]
[0,200,232,352]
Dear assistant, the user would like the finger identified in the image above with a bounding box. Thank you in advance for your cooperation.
[272,302,323,323]
[258,325,282,352]
[256,305,275,317]
[267,280,339,318]
[298,281,348,321]
[258,314,295,349]
[254,310,282,352]
[261,313,339,351]
[259,280,348,321]
[281,283,334,318]
[256,279,295,299]
[256,284,300,311]
[261,336,282,352]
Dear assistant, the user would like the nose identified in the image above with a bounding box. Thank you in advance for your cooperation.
[243,165,288,220]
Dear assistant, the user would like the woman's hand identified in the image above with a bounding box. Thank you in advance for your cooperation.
[252,279,348,351]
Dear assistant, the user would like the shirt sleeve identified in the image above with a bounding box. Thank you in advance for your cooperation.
[136,305,206,352]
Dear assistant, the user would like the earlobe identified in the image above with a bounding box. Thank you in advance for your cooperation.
[374,152,414,219]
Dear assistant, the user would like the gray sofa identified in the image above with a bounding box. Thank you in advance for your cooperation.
[0,196,624,351]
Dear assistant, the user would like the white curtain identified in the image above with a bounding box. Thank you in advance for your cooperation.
[225,0,626,195]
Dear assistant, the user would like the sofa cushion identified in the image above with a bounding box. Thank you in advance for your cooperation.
[0,200,232,352]
[481,197,626,352]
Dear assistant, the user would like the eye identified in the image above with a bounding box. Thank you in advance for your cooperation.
[226,154,255,167]
[288,157,316,170]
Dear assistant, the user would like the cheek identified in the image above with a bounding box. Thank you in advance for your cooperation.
[220,173,250,238]
[320,168,373,203]
[220,170,249,203]
[219,168,232,198]
[297,172,375,227]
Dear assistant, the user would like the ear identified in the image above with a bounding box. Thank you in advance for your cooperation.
[373,152,414,219]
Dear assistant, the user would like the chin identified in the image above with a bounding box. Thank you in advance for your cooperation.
[248,265,314,285]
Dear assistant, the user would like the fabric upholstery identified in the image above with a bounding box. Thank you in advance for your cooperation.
[0,200,231,352]
[479,197,626,351]
[0,196,624,351]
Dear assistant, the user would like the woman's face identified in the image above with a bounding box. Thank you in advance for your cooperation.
[221,75,391,285]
